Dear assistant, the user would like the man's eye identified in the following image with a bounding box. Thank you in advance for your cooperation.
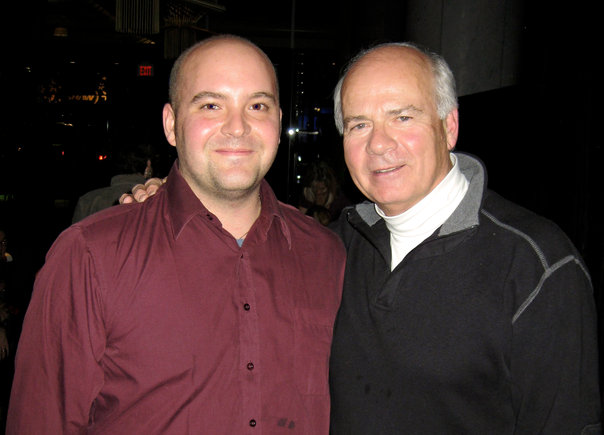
[351,123,366,131]
[201,103,219,110]
[398,116,411,122]
[250,103,267,110]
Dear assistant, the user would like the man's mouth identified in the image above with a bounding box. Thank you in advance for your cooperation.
[216,148,253,156]
[374,165,402,174]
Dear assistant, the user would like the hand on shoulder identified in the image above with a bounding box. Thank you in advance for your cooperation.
[119,177,167,204]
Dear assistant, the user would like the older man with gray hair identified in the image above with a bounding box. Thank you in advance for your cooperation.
[328,42,601,434]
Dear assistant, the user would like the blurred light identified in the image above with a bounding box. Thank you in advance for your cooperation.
[288,128,295,136]
[53,27,68,37]
[98,155,108,161]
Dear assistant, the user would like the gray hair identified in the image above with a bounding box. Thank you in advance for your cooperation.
[333,42,458,134]
[168,34,279,112]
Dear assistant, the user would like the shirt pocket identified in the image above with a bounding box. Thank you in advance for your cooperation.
[293,307,334,396]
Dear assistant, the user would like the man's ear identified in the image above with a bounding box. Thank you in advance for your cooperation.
[163,103,177,147]
[279,108,283,141]
[443,109,459,151]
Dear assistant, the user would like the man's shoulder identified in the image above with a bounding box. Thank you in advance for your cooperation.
[73,191,165,242]
[45,194,167,273]
[75,201,142,228]
[481,190,578,258]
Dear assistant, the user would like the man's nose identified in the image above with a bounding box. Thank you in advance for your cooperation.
[221,110,250,137]
[367,125,396,155]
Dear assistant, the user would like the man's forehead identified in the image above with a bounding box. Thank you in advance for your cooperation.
[184,40,277,90]
[359,45,427,69]
[341,48,433,106]
[192,39,273,71]
[346,47,428,83]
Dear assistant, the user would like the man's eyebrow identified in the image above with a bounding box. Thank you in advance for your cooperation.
[190,91,225,105]
[386,105,423,116]
[250,91,278,102]
[343,105,424,126]
[343,115,370,127]
[189,91,277,105]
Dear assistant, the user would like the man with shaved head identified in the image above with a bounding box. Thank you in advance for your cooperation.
[8,35,345,434]
[328,42,601,433]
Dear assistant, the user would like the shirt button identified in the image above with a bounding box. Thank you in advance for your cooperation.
[249,419,256,427]
[247,362,254,370]
[243,303,251,311]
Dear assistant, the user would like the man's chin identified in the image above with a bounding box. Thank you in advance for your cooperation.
[213,179,263,201]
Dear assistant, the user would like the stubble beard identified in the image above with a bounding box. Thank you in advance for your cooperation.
[175,124,274,205]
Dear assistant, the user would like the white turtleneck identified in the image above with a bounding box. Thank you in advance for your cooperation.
[376,153,469,271]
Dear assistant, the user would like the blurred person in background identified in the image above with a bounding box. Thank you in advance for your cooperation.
[71,144,151,223]
[298,160,351,225]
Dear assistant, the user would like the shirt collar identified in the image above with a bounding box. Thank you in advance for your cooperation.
[255,179,292,249]
[166,160,292,248]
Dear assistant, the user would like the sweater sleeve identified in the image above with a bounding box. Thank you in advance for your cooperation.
[510,256,601,434]
[7,227,106,434]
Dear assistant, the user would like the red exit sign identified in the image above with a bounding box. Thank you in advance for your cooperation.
[138,64,154,77]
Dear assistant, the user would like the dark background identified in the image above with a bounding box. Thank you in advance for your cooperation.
[0,0,601,412]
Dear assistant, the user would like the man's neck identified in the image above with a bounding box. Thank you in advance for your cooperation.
[202,189,263,240]
[376,153,469,270]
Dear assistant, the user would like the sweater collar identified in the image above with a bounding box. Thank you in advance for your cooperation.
[375,153,469,238]
[438,152,485,236]
[353,152,486,235]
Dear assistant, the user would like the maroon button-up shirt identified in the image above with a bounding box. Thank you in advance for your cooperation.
[8,162,345,434]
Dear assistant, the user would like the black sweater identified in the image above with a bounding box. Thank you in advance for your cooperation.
[329,153,601,434]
